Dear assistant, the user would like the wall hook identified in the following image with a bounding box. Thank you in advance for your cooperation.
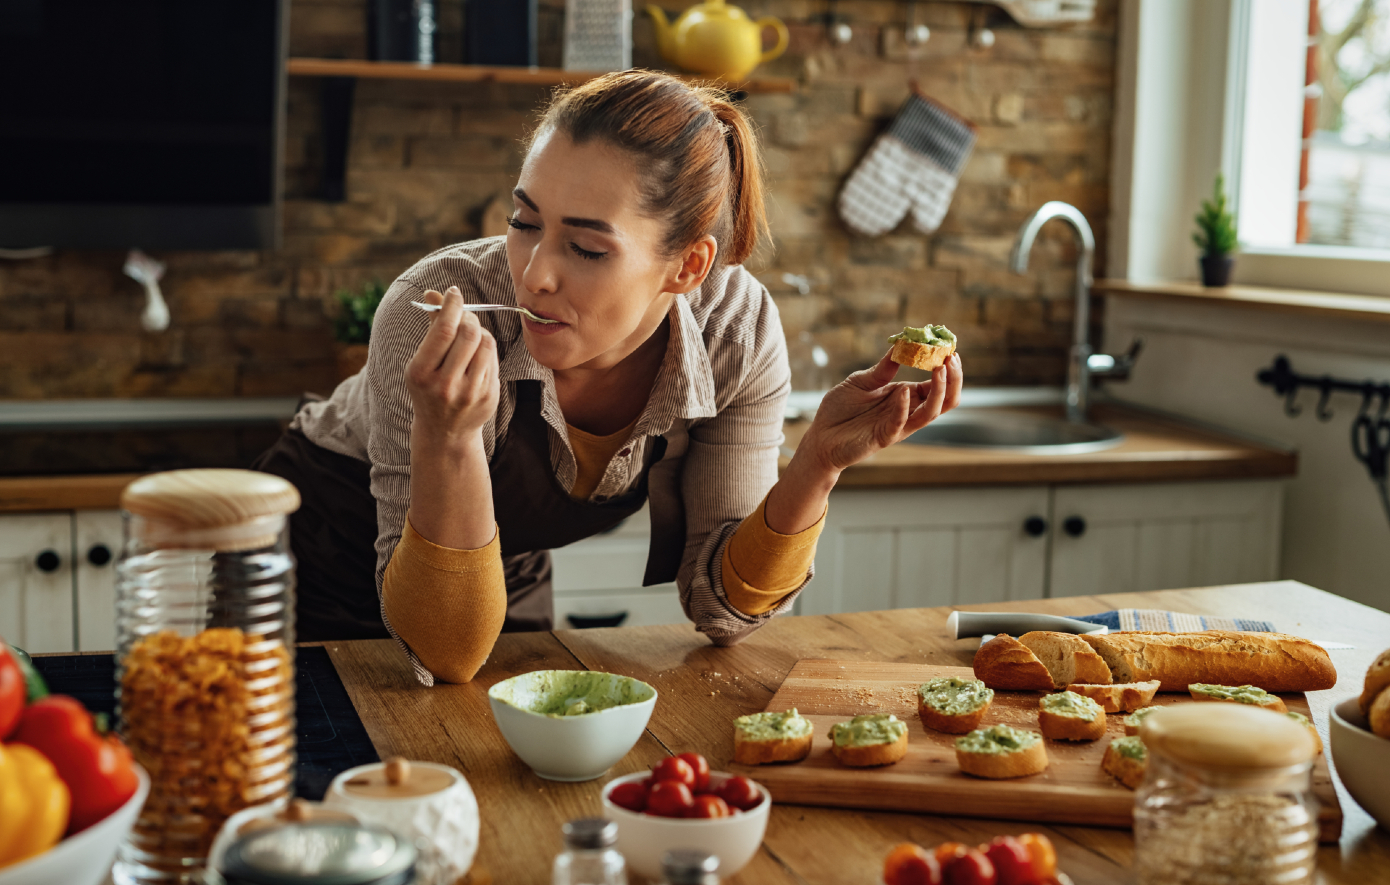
[1283,386,1302,418]
[1316,379,1335,421]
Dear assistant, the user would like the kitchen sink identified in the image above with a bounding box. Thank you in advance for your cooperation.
[905,409,1124,454]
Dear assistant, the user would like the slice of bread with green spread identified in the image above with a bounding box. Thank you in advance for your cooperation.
[888,325,956,371]
[1123,706,1163,736]
[733,709,814,764]
[1188,683,1287,714]
[955,724,1048,779]
[1102,735,1147,789]
[1038,690,1107,742]
[829,714,909,767]
[917,677,994,734]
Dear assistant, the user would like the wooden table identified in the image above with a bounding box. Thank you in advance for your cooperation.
[323,581,1390,884]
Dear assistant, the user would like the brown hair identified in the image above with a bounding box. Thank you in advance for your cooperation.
[529,70,768,267]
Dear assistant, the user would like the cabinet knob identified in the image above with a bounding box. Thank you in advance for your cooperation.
[565,612,629,629]
[87,544,113,567]
[1022,516,1048,537]
[34,550,61,572]
[1063,516,1087,537]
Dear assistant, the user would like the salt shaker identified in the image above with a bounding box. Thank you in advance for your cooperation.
[1134,704,1320,885]
[552,818,626,885]
[657,850,719,885]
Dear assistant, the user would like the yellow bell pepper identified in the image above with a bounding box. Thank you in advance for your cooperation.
[0,742,70,868]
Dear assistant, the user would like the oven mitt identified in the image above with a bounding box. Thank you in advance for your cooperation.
[837,92,976,236]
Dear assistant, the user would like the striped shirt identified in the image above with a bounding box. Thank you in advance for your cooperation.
[293,236,806,679]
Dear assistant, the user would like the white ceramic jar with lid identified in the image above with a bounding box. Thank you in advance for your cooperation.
[1133,704,1320,885]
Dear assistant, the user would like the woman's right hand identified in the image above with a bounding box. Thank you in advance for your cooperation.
[405,286,500,452]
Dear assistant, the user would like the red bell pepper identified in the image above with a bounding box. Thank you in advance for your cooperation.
[0,642,23,740]
[10,695,139,834]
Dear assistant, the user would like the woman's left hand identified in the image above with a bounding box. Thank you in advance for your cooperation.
[800,351,963,476]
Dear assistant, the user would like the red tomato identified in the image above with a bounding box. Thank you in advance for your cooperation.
[985,838,1039,885]
[677,752,711,792]
[686,794,731,818]
[1015,834,1056,879]
[715,775,762,811]
[933,843,969,867]
[0,642,23,740]
[609,781,648,813]
[645,780,694,817]
[651,756,696,789]
[884,843,943,885]
[943,850,996,885]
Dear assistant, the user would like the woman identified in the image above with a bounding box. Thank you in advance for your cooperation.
[255,71,962,685]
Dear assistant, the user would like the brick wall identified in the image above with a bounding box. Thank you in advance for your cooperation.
[0,0,1115,398]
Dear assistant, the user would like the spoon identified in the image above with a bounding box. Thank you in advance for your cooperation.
[411,300,560,324]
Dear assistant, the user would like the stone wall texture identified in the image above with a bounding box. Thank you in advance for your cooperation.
[0,0,1116,398]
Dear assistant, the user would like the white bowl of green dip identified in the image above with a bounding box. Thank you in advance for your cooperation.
[488,669,657,781]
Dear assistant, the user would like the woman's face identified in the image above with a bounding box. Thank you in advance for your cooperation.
[505,129,713,373]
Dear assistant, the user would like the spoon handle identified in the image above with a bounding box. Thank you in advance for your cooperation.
[410,301,517,314]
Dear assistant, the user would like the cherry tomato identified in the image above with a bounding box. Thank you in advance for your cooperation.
[884,843,943,885]
[677,752,711,792]
[646,780,694,817]
[686,794,731,818]
[609,781,648,813]
[1015,834,1056,879]
[984,837,1039,885]
[716,775,762,811]
[943,849,996,885]
[933,842,969,867]
[651,756,696,789]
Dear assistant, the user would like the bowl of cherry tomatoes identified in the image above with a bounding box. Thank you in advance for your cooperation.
[882,833,1072,885]
[601,752,769,881]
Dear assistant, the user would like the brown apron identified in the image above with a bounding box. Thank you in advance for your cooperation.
[252,380,664,642]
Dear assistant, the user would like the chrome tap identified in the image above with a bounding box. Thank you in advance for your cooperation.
[1009,201,1141,424]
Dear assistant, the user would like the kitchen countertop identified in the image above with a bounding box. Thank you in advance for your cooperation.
[325,580,1389,884]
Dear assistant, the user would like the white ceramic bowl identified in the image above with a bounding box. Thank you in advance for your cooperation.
[488,670,656,782]
[1329,696,1390,830]
[600,771,771,880]
[0,764,150,885]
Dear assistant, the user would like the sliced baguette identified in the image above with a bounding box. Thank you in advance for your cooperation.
[890,337,955,371]
[973,634,1055,691]
[955,726,1048,779]
[733,729,813,765]
[1078,630,1336,692]
[1038,692,1107,742]
[1188,684,1288,714]
[1123,706,1163,736]
[1101,736,1147,789]
[830,729,908,767]
[917,677,993,735]
[1065,680,1161,713]
[1019,631,1113,688]
[1360,648,1390,716]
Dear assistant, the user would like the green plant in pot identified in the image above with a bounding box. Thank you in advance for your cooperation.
[1193,174,1238,287]
[332,281,385,381]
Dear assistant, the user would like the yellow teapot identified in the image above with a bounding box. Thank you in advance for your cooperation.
[646,0,789,82]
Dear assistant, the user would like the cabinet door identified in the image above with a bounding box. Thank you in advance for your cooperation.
[1048,480,1283,598]
[0,513,75,653]
[74,510,123,651]
[550,504,685,628]
[803,487,1052,616]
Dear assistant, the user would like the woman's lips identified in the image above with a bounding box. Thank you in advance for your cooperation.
[522,305,564,323]
[522,306,567,336]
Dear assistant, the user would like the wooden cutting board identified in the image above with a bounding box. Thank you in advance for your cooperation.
[728,659,1341,842]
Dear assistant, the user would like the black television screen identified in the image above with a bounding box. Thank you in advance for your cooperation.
[0,0,287,249]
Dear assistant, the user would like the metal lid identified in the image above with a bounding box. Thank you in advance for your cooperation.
[1140,704,1317,770]
[220,822,416,885]
[661,849,720,885]
[561,818,618,850]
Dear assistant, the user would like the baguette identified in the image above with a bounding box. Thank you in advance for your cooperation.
[1078,630,1336,692]
[917,677,994,734]
[829,714,909,767]
[1360,648,1390,716]
[973,634,1055,691]
[1188,683,1288,714]
[1019,631,1112,688]
[732,709,814,765]
[1101,736,1147,789]
[1066,680,1161,713]
[955,725,1048,779]
[889,338,955,371]
[1038,691,1107,742]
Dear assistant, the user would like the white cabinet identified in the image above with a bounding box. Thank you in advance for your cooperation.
[0,512,75,653]
[802,486,1052,616]
[1048,481,1282,598]
[74,510,123,651]
[550,505,686,629]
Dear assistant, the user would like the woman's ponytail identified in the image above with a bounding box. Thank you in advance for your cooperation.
[708,97,768,266]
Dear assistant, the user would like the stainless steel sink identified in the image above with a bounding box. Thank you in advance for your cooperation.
[905,410,1124,454]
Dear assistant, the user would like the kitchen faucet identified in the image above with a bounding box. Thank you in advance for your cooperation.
[1009,201,1141,424]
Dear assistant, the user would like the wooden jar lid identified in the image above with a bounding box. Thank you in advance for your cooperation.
[121,469,300,551]
[1140,704,1316,770]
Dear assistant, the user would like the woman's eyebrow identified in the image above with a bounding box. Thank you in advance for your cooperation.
[512,187,617,235]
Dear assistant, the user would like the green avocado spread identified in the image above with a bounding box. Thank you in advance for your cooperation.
[735,709,813,741]
[1112,735,1147,762]
[830,713,907,748]
[1286,710,1312,727]
[1124,706,1161,730]
[954,724,1042,755]
[488,670,654,718]
[1190,683,1277,705]
[1040,690,1103,721]
[889,324,956,347]
[918,677,993,716]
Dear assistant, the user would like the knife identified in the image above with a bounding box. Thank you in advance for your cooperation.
[946,611,1355,650]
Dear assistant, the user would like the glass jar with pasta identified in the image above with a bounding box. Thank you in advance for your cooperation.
[112,469,300,885]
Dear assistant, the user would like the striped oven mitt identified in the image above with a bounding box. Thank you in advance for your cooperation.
[837,92,976,236]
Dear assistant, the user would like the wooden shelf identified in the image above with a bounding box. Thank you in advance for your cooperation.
[1093,279,1390,326]
[286,57,797,93]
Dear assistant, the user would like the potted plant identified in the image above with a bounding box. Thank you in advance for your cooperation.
[1193,174,1238,287]
[333,281,385,382]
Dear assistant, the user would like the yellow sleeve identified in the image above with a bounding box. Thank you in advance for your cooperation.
[721,494,825,616]
[381,518,508,684]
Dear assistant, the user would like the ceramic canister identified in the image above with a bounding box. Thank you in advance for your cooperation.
[323,758,480,885]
